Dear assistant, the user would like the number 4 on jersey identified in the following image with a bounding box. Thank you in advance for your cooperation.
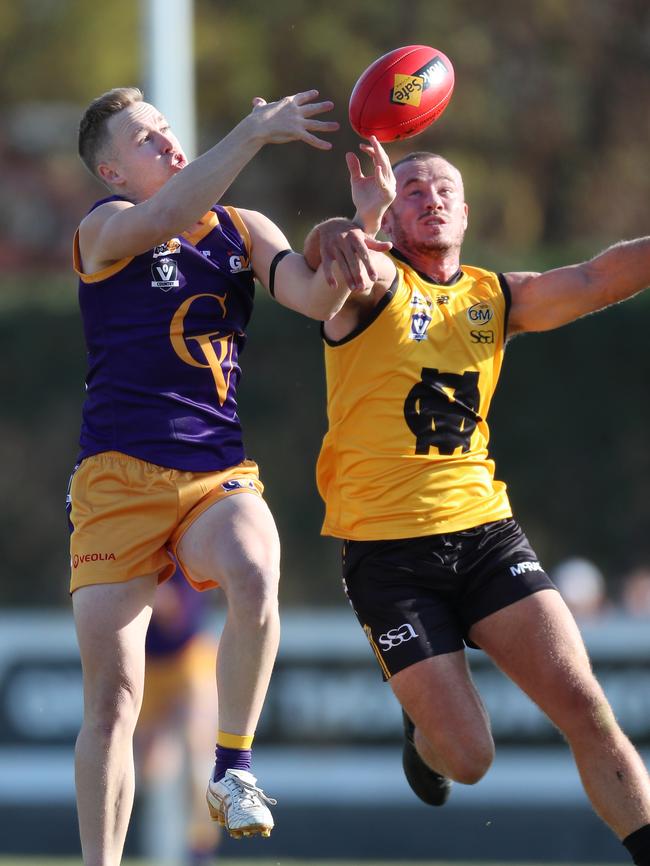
[403,368,481,455]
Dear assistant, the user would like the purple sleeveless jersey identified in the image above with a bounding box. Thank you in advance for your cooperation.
[76,199,255,471]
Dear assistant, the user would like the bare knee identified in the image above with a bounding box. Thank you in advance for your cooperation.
[554,687,620,745]
[83,675,143,738]
[417,728,494,785]
[223,559,280,626]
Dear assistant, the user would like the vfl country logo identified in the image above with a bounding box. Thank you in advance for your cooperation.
[410,310,432,341]
[153,238,181,259]
[170,293,234,406]
[391,56,449,107]
[466,301,494,326]
[409,291,433,341]
[151,257,179,291]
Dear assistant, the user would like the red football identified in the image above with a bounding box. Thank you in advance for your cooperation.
[349,45,455,142]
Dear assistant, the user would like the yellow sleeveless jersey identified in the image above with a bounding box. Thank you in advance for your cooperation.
[316,255,513,540]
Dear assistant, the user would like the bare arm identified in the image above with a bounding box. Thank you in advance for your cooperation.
[507,237,650,335]
[302,136,395,290]
[240,208,387,321]
[78,91,339,272]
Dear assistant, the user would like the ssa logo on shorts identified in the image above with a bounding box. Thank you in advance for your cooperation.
[378,622,419,651]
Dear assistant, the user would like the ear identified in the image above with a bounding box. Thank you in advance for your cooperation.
[97,160,126,188]
[381,209,393,237]
[462,202,469,231]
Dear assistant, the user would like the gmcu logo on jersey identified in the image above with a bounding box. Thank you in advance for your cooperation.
[466,302,494,326]
[151,257,179,291]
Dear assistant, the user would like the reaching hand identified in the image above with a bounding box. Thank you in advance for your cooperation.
[249,91,339,150]
[314,218,392,292]
[346,136,396,233]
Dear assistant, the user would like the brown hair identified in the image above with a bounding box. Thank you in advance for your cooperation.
[391,151,446,171]
[78,87,144,177]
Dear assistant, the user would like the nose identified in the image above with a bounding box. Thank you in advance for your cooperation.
[156,129,174,152]
[424,188,443,210]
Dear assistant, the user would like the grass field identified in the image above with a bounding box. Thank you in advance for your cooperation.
[0,857,621,866]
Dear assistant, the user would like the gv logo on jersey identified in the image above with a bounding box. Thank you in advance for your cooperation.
[466,301,494,326]
[151,257,179,291]
[229,253,251,273]
[170,293,234,406]
[153,238,181,259]
[378,622,419,651]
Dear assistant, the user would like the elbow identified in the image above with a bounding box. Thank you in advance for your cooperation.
[320,303,345,322]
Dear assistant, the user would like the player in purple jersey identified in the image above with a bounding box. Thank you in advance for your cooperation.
[69,86,388,865]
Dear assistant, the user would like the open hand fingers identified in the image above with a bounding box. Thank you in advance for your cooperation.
[346,152,364,181]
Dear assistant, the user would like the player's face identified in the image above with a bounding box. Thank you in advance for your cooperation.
[99,101,187,200]
[382,157,468,258]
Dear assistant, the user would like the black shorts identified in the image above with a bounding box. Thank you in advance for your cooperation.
[341,518,556,680]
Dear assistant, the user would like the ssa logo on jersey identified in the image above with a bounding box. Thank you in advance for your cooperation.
[466,301,494,326]
[378,622,419,651]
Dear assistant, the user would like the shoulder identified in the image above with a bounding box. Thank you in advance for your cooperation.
[77,198,135,274]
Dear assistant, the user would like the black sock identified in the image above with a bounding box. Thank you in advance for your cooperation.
[623,824,650,866]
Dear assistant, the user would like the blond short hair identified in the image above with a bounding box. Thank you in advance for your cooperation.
[78,87,144,177]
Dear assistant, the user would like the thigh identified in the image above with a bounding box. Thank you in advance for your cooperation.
[176,492,281,592]
[391,652,493,768]
[470,588,606,729]
[342,538,466,681]
[73,573,158,706]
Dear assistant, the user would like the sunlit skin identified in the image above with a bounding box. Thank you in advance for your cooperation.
[97,101,188,203]
[381,156,469,284]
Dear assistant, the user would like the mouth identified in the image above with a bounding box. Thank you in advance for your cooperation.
[171,153,187,169]
[420,215,446,227]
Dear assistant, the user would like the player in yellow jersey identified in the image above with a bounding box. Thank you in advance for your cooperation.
[304,139,650,866]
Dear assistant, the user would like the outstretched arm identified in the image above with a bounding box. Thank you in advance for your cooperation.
[347,135,396,234]
[79,91,339,270]
[507,237,650,335]
[302,136,396,290]
[240,208,389,321]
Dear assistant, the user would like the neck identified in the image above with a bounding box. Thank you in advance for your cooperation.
[394,247,461,285]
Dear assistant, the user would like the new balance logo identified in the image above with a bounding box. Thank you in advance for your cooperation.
[510,561,543,576]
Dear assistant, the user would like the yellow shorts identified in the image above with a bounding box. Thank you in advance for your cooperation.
[68,451,263,593]
[138,633,217,728]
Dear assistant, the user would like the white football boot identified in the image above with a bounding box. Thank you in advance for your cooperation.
[206,768,276,839]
